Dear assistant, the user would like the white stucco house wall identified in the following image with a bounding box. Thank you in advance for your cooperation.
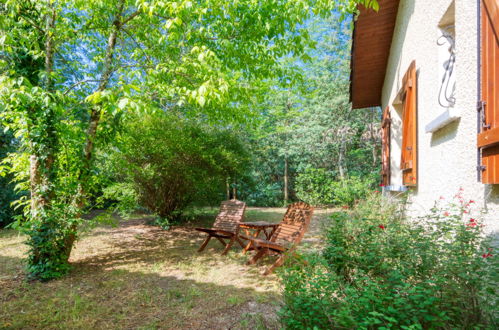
[350,0,498,242]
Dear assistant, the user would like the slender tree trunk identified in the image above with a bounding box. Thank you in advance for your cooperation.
[232,178,237,200]
[226,177,230,200]
[80,3,123,183]
[44,3,56,92]
[338,143,345,180]
[284,156,289,205]
[283,95,292,205]
[29,155,44,216]
[64,0,127,259]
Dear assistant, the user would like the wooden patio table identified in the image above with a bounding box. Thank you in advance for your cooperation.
[238,222,280,254]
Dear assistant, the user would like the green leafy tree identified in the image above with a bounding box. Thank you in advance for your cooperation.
[246,12,380,206]
[251,81,304,205]
[293,14,380,178]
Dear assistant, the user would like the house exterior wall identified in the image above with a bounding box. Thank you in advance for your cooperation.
[381,0,499,242]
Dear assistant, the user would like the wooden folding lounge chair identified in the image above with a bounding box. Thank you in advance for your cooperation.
[245,201,314,275]
[195,199,246,255]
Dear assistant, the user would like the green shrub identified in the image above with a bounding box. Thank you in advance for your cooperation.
[295,168,375,206]
[100,183,139,217]
[280,192,497,329]
[329,176,376,207]
[107,113,249,221]
[295,168,335,206]
[17,203,79,281]
[153,215,171,230]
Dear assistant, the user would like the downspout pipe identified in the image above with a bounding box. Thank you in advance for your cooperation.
[477,0,482,182]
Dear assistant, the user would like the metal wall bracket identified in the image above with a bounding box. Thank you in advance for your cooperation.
[478,100,490,130]
[477,100,486,112]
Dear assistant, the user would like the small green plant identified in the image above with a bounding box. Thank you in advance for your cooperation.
[280,191,497,329]
[153,216,170,230]
[329,175,376,207]
[227,296,244,305]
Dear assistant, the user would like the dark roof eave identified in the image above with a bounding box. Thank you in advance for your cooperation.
[350,0,400,109]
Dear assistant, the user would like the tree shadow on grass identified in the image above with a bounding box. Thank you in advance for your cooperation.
[72,221,281,284]
[1,258,281,329]
[1,217,283,329]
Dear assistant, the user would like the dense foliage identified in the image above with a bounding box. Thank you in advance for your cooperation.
[295,168,375,206]
[280,192,498,329]
[239,15,381,207]
[0,129,22,227]
[103,112,249,220]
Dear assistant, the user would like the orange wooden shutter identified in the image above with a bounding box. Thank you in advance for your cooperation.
[400,61,417,186]
[478,0,499,183]
[381,106,391,186]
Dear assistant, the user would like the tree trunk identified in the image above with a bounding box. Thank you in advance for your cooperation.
[232,178,237,200]
[338,144,345,180]
[283,95,292,205]
[284,156,289,205]
[28,1,58,270]
[29,155,44,217]
[226,177,230,200]
[64,0,127,259]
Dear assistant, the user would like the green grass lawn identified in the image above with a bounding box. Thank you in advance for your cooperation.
[0,207,333,329]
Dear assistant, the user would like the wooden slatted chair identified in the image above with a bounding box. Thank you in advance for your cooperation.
[245,201,314,275]
[195,199,247,255]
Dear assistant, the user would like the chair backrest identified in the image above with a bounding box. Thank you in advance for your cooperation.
[212,199,246,232]
[271,201,314,244]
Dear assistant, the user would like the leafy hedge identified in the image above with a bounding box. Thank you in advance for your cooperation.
[280,192,497,329]
[295,167,375,207]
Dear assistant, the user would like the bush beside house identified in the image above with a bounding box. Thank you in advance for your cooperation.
[280,192,498,329]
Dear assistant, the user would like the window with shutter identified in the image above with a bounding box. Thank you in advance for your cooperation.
[478,0,499,184]
[400,61,418,186]
[381,106,391,186]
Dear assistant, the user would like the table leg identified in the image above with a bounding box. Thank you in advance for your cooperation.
[242,228,261,254]
[265,226,277,240]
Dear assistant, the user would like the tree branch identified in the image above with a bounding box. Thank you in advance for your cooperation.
[63,79,100,95]
[18,13,45,34]
[152,13,173,21]
[122,10,141,26]
[175,71,197,87]
[122,27,153,64]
